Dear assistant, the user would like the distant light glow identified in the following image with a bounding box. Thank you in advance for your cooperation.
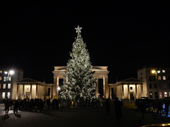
[151,70,156,74]
[57,86,60,90]
[9,70,14,75]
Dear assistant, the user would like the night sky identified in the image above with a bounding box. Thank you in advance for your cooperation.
[1,1,170,84]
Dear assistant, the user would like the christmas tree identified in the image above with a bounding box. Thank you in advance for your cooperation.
[61,26,96,101]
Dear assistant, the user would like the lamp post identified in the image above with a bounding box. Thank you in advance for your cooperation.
[151,69,160,99]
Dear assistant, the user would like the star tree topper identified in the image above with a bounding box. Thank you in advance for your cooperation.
[75,25,82,37]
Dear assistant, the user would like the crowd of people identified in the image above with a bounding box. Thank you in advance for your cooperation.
[135,99,170,117]
[3,98,59,116]
[4,97,169,126]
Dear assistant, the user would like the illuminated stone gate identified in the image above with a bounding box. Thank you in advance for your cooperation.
[52,66,109,99]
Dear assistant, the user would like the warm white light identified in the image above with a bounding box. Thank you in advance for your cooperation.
[151,70,156,74]
[57,86,60,90]
[162,70,165,73]
[9,70,14,75]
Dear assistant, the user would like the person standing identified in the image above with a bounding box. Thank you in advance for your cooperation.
[5,99,10,116]
[13,100,18,115]
[165,100,169,117]
[105,99,110,116]
[140,101,146,118]
[114,97,123,125]
[158,100,163,115]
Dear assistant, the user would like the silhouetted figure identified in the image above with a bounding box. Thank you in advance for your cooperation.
[5,99,10,116]
[46,99,50,110]
[140,101,146,118]
[114,97,123,125]
[52,99,59,110]
[165,101,169,116]
[35,99,39,111]
[3,99,7,110]
[105,99,110,116]
[13,100,18,115]
[39,99,43,112]
[158,100,163,115]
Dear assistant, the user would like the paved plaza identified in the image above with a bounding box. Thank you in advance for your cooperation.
[0,101,170,127]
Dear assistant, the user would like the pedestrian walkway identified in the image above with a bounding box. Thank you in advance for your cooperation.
[0,101,170,127]
[0,104,14,116]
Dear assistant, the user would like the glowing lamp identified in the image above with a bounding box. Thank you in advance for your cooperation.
[157,70,160,73]
[9,70,14,75]
[57,86,60,90]
[151,70,156,74]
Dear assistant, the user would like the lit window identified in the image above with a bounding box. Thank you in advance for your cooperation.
[159,92,162,98]
[0,76,2,80]
[4,77,7,81]
[163,76,166,80]
[3,77,11,81]
[2,92,5,99]
[150,92,153,98]
[4,71,8,74]
[0,70,2,73]
[164,92,167,97]
[158,76,161,80]
[3,84,6,89]
[8,84,11,89]
[8,77,11,81]
[7,92,10,99]
[162,70,165,73]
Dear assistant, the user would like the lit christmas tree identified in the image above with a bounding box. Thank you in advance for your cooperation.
[61,26,96,101]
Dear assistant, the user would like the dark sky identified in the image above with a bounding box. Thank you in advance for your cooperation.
[1,1,170,83]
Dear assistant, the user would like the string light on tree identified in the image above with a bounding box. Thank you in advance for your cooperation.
[61,26,96,101]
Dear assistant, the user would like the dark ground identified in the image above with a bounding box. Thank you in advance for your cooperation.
[0,101,170,127]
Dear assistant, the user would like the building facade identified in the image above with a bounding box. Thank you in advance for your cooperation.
[0,66,23,102]
[52,66,109,99]
[2,66,170,101]
[138,67,170,99]
[109,78,143,100]
[17,78,53,100]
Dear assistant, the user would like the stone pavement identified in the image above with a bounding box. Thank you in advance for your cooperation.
[0,104,14,116]
[0,101,170,127]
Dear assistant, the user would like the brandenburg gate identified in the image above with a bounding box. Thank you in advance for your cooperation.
[52,66,109,99]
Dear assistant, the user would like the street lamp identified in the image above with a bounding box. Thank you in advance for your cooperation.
[9,70,14,75]
[151,69,160,99]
